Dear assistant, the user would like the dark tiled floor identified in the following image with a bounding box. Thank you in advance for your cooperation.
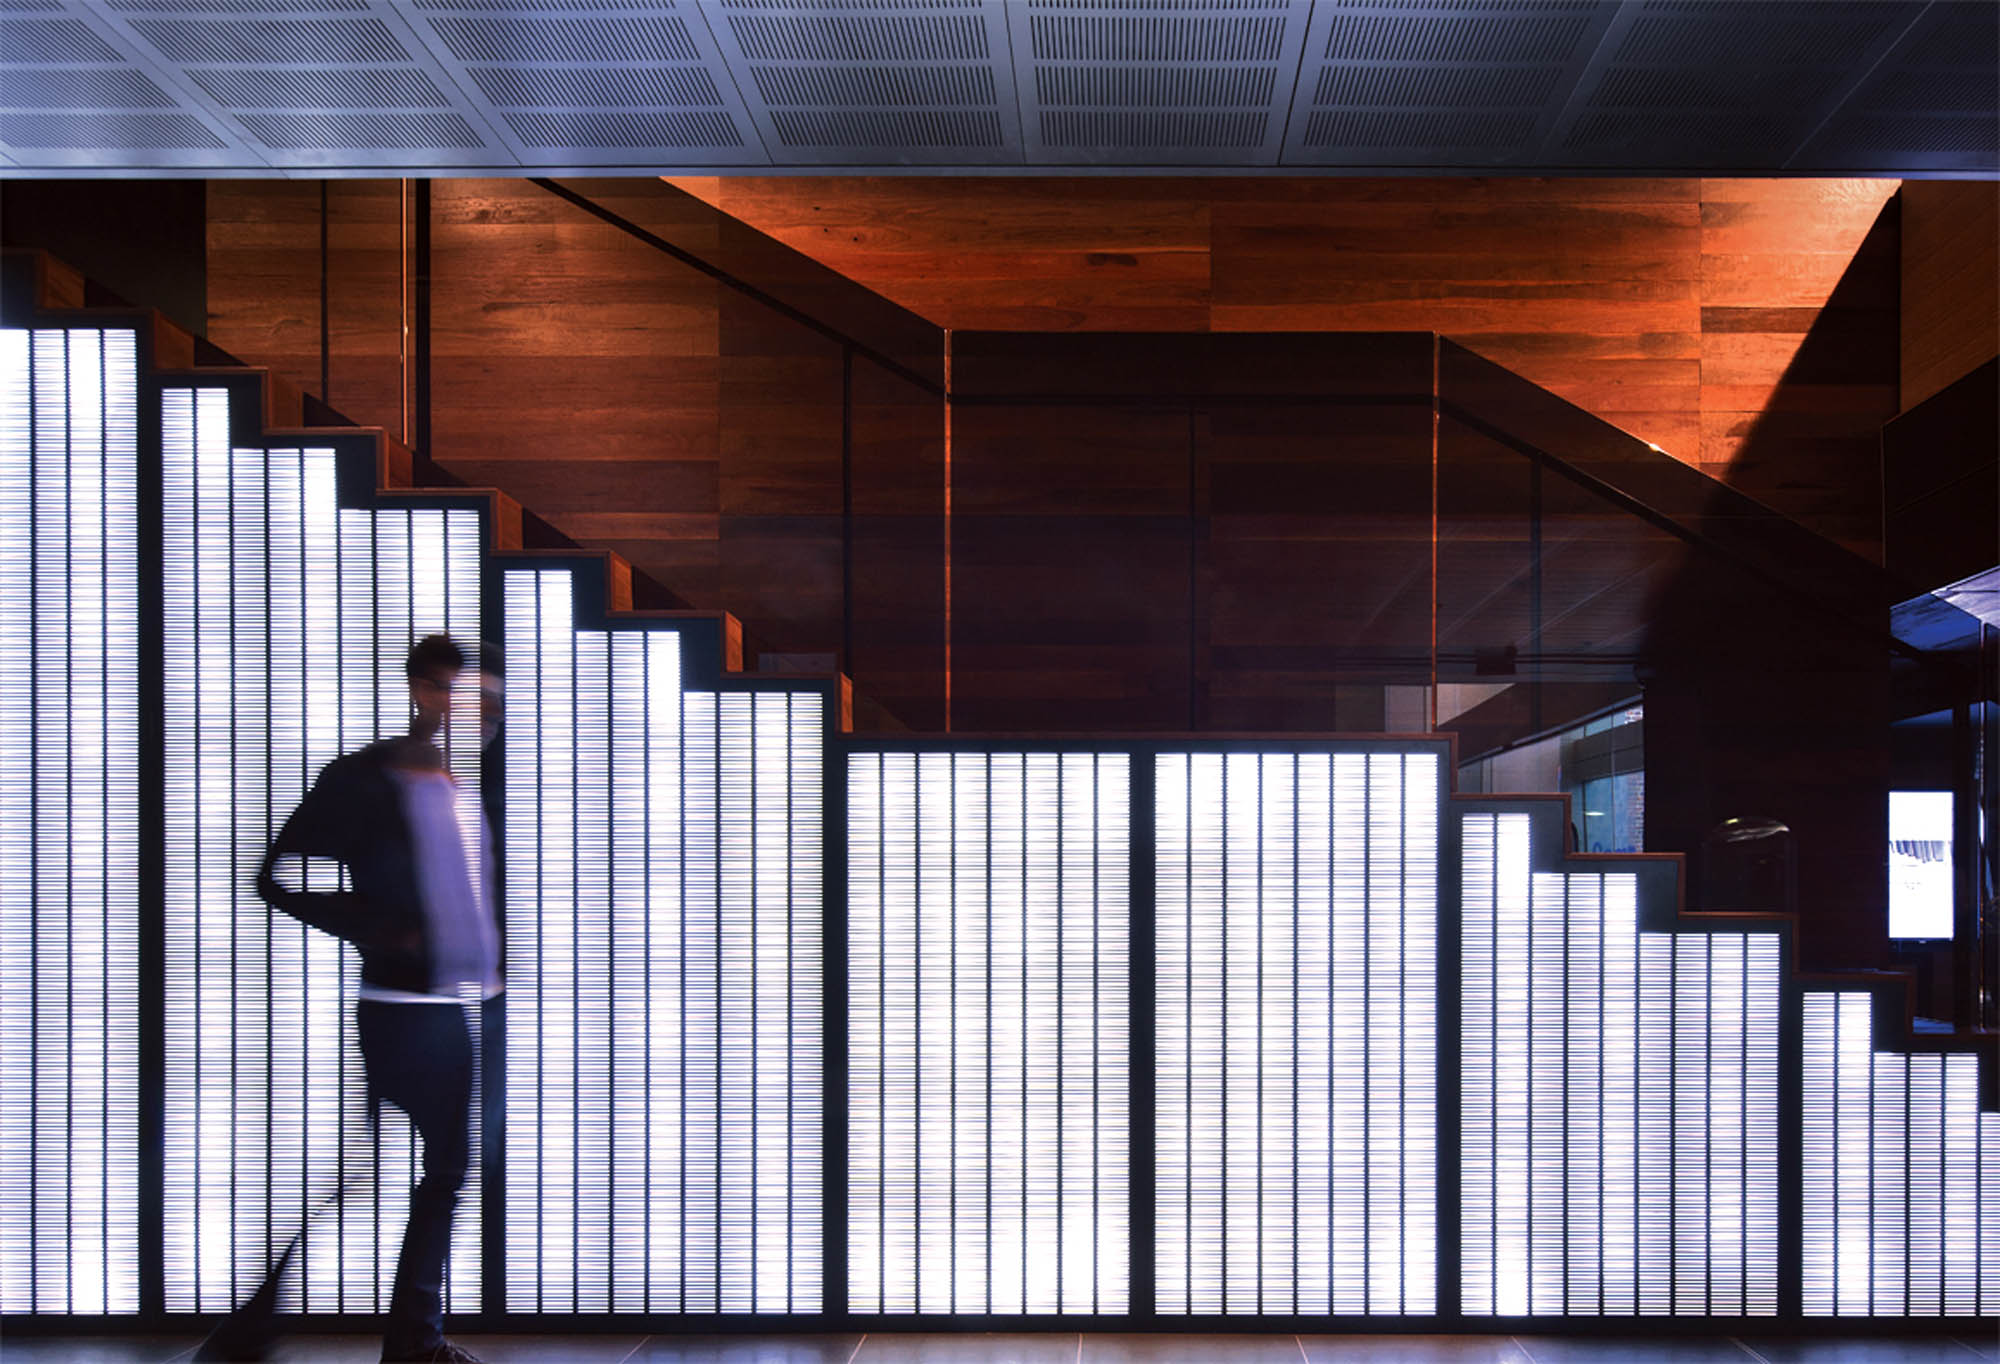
[0,1335,1991,1364]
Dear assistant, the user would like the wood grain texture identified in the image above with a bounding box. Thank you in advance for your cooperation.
[673,174,1901,554]
[1901,178,2000,411]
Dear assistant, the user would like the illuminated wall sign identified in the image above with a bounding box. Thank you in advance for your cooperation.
[1155,752,1438,1315]
[847,752,1129,1315]
[504,571,823,1313]
[1459,814,1780,1316]
[1803,991,1998,1315]
[160,387,485,1314]
[0,329,142,1315]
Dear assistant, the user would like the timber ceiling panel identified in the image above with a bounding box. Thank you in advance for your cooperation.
[1,0,1994,174]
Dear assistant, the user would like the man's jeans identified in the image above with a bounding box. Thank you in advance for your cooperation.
[214,993,501,1354]
[359,994,501,1352]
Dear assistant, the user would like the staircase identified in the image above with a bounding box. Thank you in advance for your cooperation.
[2,245,1993,1329]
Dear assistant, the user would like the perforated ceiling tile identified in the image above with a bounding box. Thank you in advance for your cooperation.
[187,65,450,110]
[108,0,369,9]
[428,12,701,60]
[1793,0,1999,173]
[0,66,176,110]
[126,15,411,62]
[408,1,768,164]
[504,107,742,148]
[1285,0,1608,165]
[0,109,224,149]
[1015,0,1307,163]
[469,62,723,109]
[0,16,123,62]
[1303,106,1535,148]
[704,0,1018,164]
[235,108,482,149]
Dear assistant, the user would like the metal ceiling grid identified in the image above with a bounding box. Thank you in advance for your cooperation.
[0,0,265,167]
[1791,0,2000,174]
[1282,0,1616,167]
[77,0,513,165]
[702,0,1021,165]
[1009,0,1311,165]
[404,0,768,166]
[0,0,1996,174]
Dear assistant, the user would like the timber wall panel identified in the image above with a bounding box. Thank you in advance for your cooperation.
[1901,179,2000,411]
[675,175,1902,557]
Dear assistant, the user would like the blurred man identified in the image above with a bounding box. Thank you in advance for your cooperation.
[200,635,503,1364]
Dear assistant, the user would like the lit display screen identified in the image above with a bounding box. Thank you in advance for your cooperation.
[504,571,823,1313]
[1155,752,1437,1315]
[1888,791,1954,940]
[0,329,142,1315]
[1459,813,1780,1315]
[848,752,1129,1315]
[1803,991,1999,1315]
[161,384,485,1314]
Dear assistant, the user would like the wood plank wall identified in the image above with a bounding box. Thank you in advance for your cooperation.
[209,176,948,730]
[1901,178,2000,411]
[673,175,1902,558]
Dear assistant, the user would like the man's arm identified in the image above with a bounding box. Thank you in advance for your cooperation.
[254,760,372,941]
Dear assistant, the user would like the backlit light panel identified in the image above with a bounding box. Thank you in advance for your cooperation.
[848,752,1131,1315]
[1459,813,1780,1316]
[503,570,822,1313]
[1802,991,1998,1315]
[0,329,141,1315]
[161,384,484,1313]
[1156,752,1438,1315]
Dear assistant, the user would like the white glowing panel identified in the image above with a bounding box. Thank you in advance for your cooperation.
[1458,813,1779,1316]
[161,385,484,1313]
[848,752,1130,1315]
[1156,752,1438,1315]
[0,329,142,1315]
[503,570,822,1313]
[1802,990,1999,1316]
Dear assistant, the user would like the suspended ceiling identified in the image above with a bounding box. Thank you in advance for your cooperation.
[1,0,1995,177]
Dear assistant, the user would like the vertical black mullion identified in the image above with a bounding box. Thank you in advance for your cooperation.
[881,759,889,1313]
[1434,761,1462,1322]
[569,621,580,1314]
[261,444,275,1285]
[821,726,847,1321]
[1360,757,1370,1307]
[1128,751,1156,1326]
[642,638,653,1313]
[712,691,723,1306]
[1019,765,1028,1311]
[947,754,956,1314]
[983,757,994,1317]
[141,347,176,1323]
[1219,758,1228,1310]
[1403,757,1415,1310]
[532,581,544,1311]
[912,757,922,1311]
[1054,756,1064,1312]
[785,696,795,1307]
[676,654,687,1315]
[1254,755,1263,1318]
[226,383,241,1306]
[1096,748,1112,1312]
[1558,823,1568,1316]
[98,339,112,1317]
[479,523,504,1321]
[64,334,76,1315]
[1290,758,1300,1316]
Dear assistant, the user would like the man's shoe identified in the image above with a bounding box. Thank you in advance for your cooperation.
[381,1339,486,1364]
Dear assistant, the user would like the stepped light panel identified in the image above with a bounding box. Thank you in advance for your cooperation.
[1803,991,2000,1316]
[1459,812,1781,1316]
[847,751,1130,1315]
[503,570,823,1314]
[0,328,142,1316]
[159,382,485,1314]
[1155,751,1438,1316]
[3,311,1997,1326]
